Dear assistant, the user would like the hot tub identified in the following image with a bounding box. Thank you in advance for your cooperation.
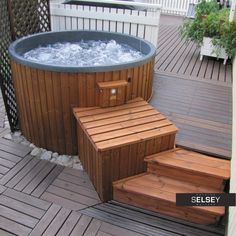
[9,31,156,155]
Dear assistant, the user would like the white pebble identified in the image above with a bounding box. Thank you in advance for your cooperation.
[52,152,59,158]
[73,163,83,170]
[29,143,36,148]
[41,151,52,160]
[30,147,41,157]
[4,133,12,140]
[13,131,22,137]
[21,140,30,146]
[57,155,70,164]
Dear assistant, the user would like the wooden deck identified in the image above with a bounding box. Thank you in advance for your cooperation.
[0,13,232,235]
[151,74,232,159]
[153,15,232,159]
[156,15,232,85]
[0,137,225,235]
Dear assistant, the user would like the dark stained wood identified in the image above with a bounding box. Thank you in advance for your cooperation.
[11,58,154,155]
[74,98,177,201]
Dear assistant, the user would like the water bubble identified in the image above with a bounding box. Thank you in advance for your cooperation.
[24,40,144,66]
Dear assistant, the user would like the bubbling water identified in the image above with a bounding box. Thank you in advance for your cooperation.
[23,40,144,66]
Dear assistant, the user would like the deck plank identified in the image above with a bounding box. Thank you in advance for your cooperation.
[0,205,38,228]
[29,204,61,236]
[0,216,31,236]
[56,211,82,236]
[70,215,92,236]
[31,164,64,197]
[3,188,51,211]
[0,195,45,219]
[0,138,31,157]
[42,207,71,236]
[156,16,232,84]
[0,155,33,185]
[0,149,22,163]
[151,74,232,159]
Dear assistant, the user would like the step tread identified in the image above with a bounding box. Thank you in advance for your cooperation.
[145,149,230,179]
[74,98,178,151]
[114,173,225,216]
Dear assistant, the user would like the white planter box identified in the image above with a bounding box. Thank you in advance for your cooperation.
[200,37,228,65]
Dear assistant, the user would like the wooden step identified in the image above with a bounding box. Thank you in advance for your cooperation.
[113,173,225,225]
[74,98,178,201]
[145,148,230,190]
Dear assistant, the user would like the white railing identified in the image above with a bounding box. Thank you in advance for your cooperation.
[146,0,198,15]
[50,0,161,48]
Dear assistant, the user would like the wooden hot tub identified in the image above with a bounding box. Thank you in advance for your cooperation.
[9,31,156,155]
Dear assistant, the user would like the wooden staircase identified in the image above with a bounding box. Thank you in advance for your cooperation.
[113,148,230,225]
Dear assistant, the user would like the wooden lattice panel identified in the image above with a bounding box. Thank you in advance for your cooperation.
[0,0,51,131]
[9,0,51,39]
[0,0,18,130]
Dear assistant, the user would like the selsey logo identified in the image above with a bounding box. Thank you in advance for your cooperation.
[191,196,221,205]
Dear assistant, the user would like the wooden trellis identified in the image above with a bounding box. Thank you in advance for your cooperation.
[0,0,51,131]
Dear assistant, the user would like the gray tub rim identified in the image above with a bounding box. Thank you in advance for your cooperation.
[9,30,156,73]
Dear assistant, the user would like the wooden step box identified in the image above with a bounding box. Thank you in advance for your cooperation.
[73,98,178,202]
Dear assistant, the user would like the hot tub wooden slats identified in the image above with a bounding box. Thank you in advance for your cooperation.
[74,98,178,201]
[12,57,154,154]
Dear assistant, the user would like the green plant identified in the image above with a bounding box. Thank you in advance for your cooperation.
[217,20,236,58]
[195,0,219,17]
[179,0,236,57]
